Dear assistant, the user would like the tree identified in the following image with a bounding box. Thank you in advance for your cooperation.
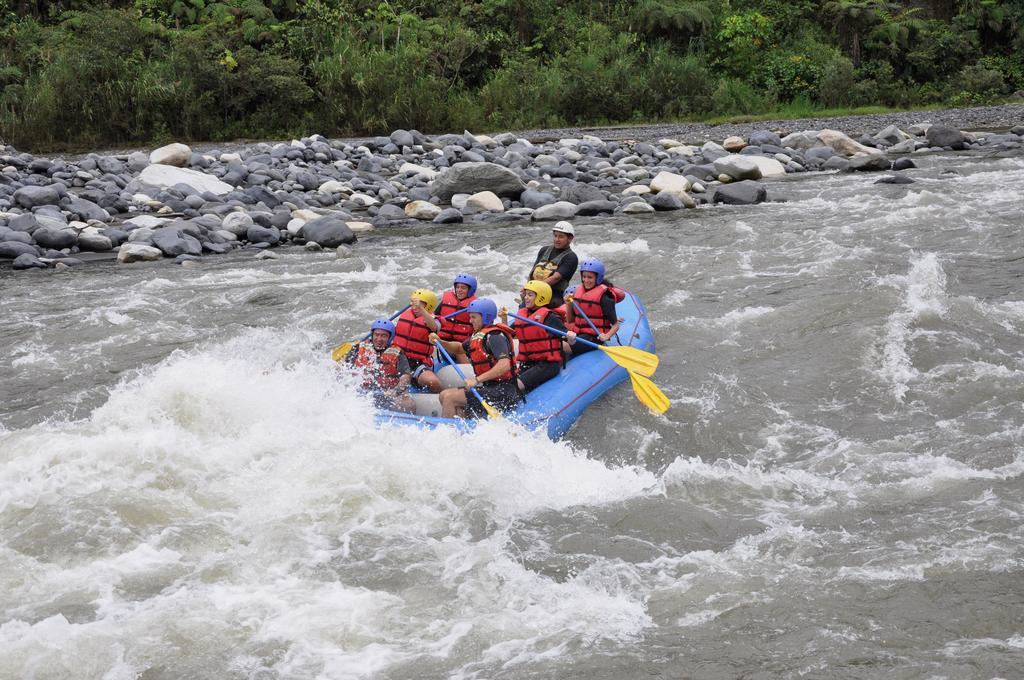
[821,0,890,67]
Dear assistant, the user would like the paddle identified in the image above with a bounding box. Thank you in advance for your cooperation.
[331,305,410,362]
[433,341,502,419]
[509,312,669,415]
[568,297,622,345]
[509,313,659,377]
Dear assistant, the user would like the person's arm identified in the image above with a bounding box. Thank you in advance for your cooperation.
[564,293,576,325]
[344,346,359,364]
[464,334,512,387]
[411,299,441,331]
[547,251,578,288]
[428,332,463,359]
[597,293,620,342]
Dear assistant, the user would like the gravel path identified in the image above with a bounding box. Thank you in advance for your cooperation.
[509,103,1024,144]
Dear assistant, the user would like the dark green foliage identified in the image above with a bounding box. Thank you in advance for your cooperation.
[1,0,1022,151]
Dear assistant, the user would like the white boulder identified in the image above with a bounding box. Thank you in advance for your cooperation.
[404,201,442,220]
[117,244,163,263]
[650,171,691,194]
[465,191,504,212]
[138,165,232,196]
[149,143,192,167]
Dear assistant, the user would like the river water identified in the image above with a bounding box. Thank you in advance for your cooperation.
[2,152,1023,679]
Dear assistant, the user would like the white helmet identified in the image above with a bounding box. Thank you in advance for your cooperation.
[552,220,575,236]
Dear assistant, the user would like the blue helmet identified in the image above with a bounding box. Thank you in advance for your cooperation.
[453,273,478,297]
[370,319,396,344]
[466,298,498,326]
[580,258,605,285]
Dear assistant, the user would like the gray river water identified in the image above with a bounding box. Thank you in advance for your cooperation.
[2,152,1023,679]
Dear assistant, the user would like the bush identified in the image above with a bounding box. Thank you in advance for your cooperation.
[815,54,856,107]
[711,77,773,115]
[635,44,715,118]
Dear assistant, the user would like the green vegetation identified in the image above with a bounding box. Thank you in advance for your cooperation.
[1,0,1022,150]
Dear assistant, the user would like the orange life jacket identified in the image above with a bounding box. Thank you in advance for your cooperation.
[436,290,477,343]
[513,306,563,364]
[394,308,434,367]
[468,324,516,382]
[351,341,403,390]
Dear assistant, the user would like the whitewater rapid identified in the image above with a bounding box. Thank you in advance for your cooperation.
[2,152,1023,679]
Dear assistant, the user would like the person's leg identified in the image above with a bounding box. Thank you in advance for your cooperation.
[418,369,442,393]
[439,387,468,418]
[518,361,560,393]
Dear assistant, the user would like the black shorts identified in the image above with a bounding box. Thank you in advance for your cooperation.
[517,360,561,392]
[466,380,522,418]
[569,337,601,356]
[407,358,433,379]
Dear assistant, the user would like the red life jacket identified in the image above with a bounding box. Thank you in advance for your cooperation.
[351,341,403,390]
[468,324,516,382]
[513,306,563,364]
[436,290,477,343]
[394,308,434,367]
[571,283,618,339]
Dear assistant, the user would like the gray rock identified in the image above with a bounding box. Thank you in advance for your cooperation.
[575,200,617,216]
[822,157,851,171]
[12,253,46,270]
[432,208,464,224]
[174,254,202,264]
[521,189,557,209]
[151,226,202,256]
[221,212,254,237]
[651,193,684,210]
[892,158,917,171]
[805,147,836,161]
[127,151,150,172]
[1012,125,1024,136]
[560,183,605,205]
[390,129,415,148]
[67,197,111,222]
[299,216,357,247]
[713,155,762,181]
[246,225,281,245]
[0,241,39,259]
[848,155,892,172]
[1,230,33,245]
[887,139,918,154]
[13,185,61,209]
[431,162,526,201]
[875,175,916,185]
[926,125,966,150]
[117,243,163,263]
[77,232,114,252]
[96,157,125,175]
[748,130,782,147]
[32,227,77,249]
[712,180,767,205]
[9,213,39,232]
[531,201,577,221]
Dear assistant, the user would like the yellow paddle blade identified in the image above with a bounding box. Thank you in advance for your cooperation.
[482,399,503,420]
[331,341,354,363]
[630,371,670,414]
[601,344,659,377]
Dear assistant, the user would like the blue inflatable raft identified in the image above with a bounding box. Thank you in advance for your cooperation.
[375,290,655,439]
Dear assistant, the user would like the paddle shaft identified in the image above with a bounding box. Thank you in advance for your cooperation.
[509,312,603,351]
[570,297,623,344]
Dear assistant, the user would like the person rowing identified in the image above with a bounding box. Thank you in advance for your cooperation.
[393,288,443,392]
[431,298,522,419]
[500,280,566,394]
[564,258,623,357]
[344,319,416,413]
[435,273,478,344]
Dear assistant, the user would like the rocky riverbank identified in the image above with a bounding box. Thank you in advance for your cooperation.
[2,105,1023,273]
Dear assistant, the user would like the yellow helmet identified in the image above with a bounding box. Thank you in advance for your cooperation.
[410,288,438,314]
[522,280,552,307]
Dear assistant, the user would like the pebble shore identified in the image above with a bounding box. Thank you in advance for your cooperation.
[2,105,1022,273]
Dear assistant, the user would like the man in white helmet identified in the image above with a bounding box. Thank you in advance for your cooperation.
[527,221,579,307]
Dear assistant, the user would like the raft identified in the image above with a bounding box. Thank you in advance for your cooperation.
[375,289,655,439]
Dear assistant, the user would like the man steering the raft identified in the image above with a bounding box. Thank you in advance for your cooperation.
[344,319,417,413]
[393,288,444,393]
[527,221,579,307]
[430,298,522,419]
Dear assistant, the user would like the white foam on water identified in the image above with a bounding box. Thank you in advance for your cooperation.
[577,239,650,257]
[0,331,661,677]
[874,253,948,400]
